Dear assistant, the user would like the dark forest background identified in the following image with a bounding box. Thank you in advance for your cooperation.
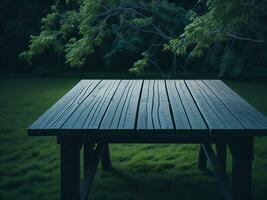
[0,0,54,74]
[0,0,266,79]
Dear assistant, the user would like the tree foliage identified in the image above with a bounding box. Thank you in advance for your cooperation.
[20,0,267,77]
[20,0,190,74]
[0,0,55,73]
[165,0,267,77]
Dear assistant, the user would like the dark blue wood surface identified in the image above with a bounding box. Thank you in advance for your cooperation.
[28,80,267,136]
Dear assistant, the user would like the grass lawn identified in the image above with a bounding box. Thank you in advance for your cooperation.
[0,78,267,200]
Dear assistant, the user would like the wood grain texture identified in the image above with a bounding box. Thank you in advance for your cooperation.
[185,80,245,135]
[100,80,143,131]
[28,79,267,137]
[63,80,120,129]
[175,80,206,130]
[203,80,267,132]
[29,80,97,130]
[137,80,173,133]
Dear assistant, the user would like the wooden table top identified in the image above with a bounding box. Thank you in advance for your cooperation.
[28,80,267,137]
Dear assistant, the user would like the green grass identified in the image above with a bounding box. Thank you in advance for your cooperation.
[0,78,267,200]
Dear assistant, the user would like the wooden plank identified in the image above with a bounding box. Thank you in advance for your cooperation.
[110,80,136,129]
[100,80,132,129]
[62,80,112,129]
[137,80,154,130]
[204,80,262,128]
[168,80,207,132]
[136,80,150,130]
[113,81,137,130]
[86,80,121,129]
[118,80,143,130]
[58,135,248,144]
[146,80,154,129]
[137,80,173,132]
[185,80,225,130]
[29,80,89,130]
[185,80,243,134]
[49,80,101,129]
[195,80,244,130]
[73,80,120,129]
[166,80,207,134]
[209,80,267,124]
[203,80,267,130]
[100,80,143,131]
[152,80,161,129]
[157,80,173,129]
[165,80,191,130]
[43,80,95,129]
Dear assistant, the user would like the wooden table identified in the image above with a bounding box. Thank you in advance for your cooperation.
[28,80,267,200]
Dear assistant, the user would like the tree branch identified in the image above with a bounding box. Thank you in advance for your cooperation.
[148,58,170,78]
[99,4,173,40]
[126,21,170,41]
[226,32,264,43]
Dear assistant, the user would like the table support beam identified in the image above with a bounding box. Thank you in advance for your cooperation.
[57,136,254,200]
[81,143,104,200]
[198,144,207,170]
[229,138,253,200]
[216,143,227,175]
[202,144,232,200]
[101,143,112,170]
[58,137,105,200]
[60,140,81,200]
[84,143,94,176]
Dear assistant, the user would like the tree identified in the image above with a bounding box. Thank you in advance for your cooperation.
[20,0,190,75]
[0,0,54,73]
[21,0,267,77]
[165,0,267,77]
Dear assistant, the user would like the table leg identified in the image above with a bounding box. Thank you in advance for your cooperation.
[198,144,207,170]
[81,143,104,200]
[84,143,94,176]
[230,138,253,200]
[216,143,227,175]
[60,140,81,200]
[101,143,112,170]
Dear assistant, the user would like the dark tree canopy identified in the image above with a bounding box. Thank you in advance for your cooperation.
[1,0,266,78]
[0,0,55,73]
[166,0,267,77]
[20,0,191,76]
